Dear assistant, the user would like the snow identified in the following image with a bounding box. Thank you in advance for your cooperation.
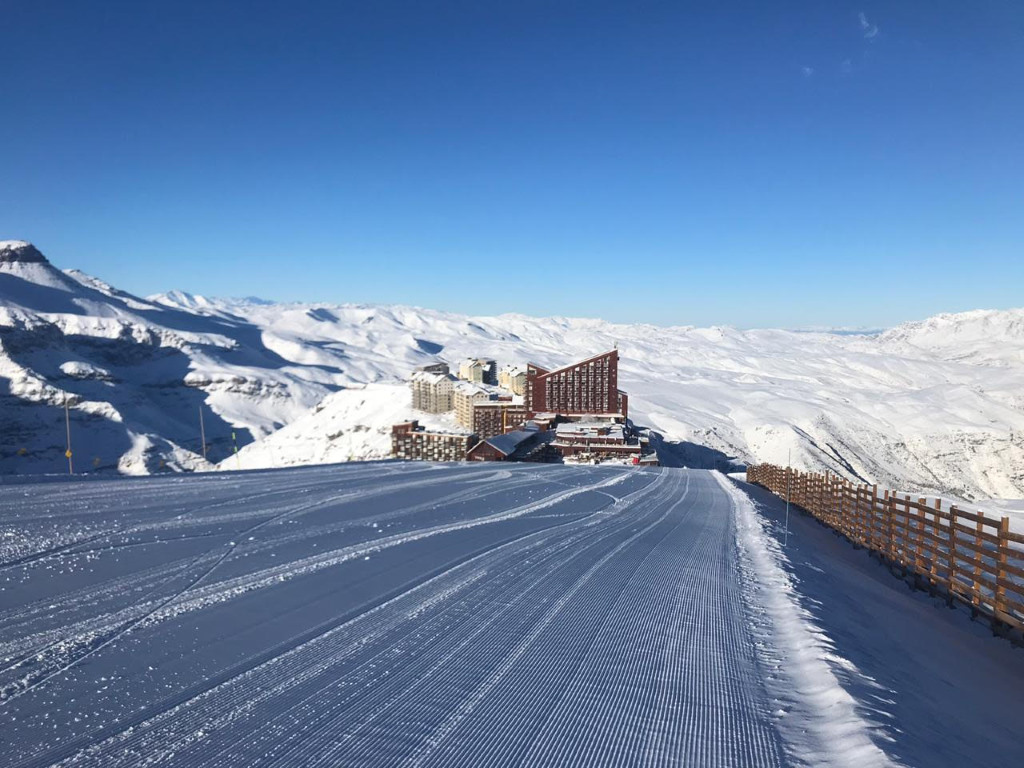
[720,473,894,766]
[59,361,113,381]
[1,242,1023,503]
[2,463,1021,766]
[228,383,468,469]
[732,474,1024,767]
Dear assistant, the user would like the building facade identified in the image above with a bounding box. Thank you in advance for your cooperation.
[391,421,476,461]
[466,428,541,462]
[453,382,492,430]
[551,421,641,460]
[458,358,497,385]
[410,371,455,413]
[525,350,628,418]
[472,401,529,439]
[498,365,527,395]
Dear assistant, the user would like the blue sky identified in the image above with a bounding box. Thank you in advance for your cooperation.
[2,1,1022,328]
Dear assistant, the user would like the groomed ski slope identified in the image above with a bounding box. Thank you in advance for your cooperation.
[0,463,1019,767]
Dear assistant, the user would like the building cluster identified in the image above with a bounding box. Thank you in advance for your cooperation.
[458,358,497,385]
[393,349,656,465]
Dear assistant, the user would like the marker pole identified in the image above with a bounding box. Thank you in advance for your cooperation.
[199,406,208,461]
[64,394,74,475]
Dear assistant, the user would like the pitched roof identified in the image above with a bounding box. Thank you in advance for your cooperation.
[483,427,539,457]
[410,370,453,385]
[526,350,617,380]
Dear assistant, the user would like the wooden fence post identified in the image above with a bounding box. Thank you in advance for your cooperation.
[996,517,1010,620]
[861,486,870,547]
[880,489,888,561]
[949,504,959,605]
[973,510,985,609]
[902,494,912,572]
[851,487,860,548]
[871,487,878,548]
[917,499,933,577]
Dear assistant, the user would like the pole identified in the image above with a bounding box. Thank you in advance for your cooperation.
[199,406,208,461]
[64,394,74,475]
[784,448,791,548]
[232,431,240,471]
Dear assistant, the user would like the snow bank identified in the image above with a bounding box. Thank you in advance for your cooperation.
[718,473,897,767]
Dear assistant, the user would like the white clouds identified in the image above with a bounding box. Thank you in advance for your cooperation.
[858,11,879,40]
[798,12,879,80]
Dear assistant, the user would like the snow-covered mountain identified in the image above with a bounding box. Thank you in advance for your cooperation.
[2,240,1023,500]
[0,241,349,474]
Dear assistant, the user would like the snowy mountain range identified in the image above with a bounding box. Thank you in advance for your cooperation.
[2,240,1023,501]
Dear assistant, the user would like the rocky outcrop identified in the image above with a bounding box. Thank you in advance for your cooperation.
[0,240,48,264]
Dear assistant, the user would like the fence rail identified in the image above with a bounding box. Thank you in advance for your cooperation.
[746,464,1024,634]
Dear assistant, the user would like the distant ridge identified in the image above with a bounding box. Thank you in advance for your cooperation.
[0,241,1022,501]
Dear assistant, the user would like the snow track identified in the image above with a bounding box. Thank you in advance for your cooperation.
[0,463,894,767]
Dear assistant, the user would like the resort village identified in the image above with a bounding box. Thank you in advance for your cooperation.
[391,350,657,465]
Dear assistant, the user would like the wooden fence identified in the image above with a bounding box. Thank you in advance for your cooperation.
[746,464,1024,634]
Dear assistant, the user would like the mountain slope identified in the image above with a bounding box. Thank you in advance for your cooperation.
[0,241,352,473]
[1,241,1022,500]
[219,306,1024,500]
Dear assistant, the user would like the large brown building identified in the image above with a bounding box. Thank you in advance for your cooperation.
[472,401,529,439]
[391,421,476,461]
[525,350,628,419]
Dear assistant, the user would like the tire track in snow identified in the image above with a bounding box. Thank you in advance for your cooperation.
[6,466,872,768]
[0,466,553,698]
[50,471,660,768]
[259,475,674,768]
[6,467,640,768]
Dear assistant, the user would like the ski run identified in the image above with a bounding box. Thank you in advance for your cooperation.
[1,463,1022,767]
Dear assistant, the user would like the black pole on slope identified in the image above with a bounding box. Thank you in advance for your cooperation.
[199,405,208,462]
[64,393,74,476]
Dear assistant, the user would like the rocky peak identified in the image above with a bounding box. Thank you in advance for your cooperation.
[0,240,49,265]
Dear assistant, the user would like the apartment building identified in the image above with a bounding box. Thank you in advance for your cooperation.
[458,358,497,385]
[472,401,529,439]
[498,365,527,396]
[525,350,628,419]
[410,370,455,413]
[391,421,476,461]
[453,382,492,430]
